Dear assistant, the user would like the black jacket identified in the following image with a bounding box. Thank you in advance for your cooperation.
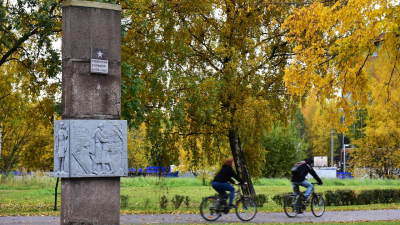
[291,161,322,184]
[213,165,245,184]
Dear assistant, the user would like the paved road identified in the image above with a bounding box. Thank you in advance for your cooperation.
[0,210,399,224]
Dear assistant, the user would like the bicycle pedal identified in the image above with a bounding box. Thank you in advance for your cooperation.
[228,204,237,209]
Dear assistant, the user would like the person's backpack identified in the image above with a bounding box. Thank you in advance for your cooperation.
[291,161,306,173]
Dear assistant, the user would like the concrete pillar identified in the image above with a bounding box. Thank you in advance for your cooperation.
[61,1,122,224]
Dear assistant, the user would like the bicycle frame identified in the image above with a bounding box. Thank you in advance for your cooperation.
[200,183,257,221]
[217,185,242,205]
[284,182,325,218]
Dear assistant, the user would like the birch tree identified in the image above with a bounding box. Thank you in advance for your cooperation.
[121,0,300,194]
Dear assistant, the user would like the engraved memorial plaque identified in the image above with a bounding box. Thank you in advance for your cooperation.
[54,120,128,177]
[90,47,109,74]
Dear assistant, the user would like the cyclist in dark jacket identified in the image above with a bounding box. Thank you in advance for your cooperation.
[212,158,247,208]
[291,158,323,201]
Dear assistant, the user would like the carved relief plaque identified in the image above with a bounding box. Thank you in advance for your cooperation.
[54,120,128,177]
[54,121,70,177]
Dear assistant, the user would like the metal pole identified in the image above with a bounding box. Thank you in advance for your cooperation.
[54,177,59,211]
[341,92,345,172]
[343,144,346,173]
[331,128,334,167]
[341,130,344,172]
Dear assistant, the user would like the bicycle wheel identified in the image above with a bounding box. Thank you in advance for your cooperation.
[235,197,257,221]
[311,194,325,217]
[200,196,221,221]
[284,195,299,217]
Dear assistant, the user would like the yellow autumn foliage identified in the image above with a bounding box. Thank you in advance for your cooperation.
[283,0,400,133]
[351,49,400,178]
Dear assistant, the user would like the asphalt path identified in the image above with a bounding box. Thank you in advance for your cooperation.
[0,210,399,224]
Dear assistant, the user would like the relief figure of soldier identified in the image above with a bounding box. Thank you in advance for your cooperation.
[56,122,69,174]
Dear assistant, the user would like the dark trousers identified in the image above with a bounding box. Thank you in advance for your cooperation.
[212,182,235,204]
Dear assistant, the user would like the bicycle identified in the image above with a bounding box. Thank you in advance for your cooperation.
[200,184,257,221]
[284,182,325,217]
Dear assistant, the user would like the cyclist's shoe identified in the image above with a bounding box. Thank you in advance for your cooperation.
[228,204,237,209]
[303,196,311,203]
[297,210,303,214]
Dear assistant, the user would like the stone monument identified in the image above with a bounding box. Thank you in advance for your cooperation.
[56,1,124,224]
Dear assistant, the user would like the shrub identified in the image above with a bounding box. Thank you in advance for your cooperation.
[325,190,340,206]
[325,190,358,206]
[120,195,129,209]
[392,189,400,202]
[184,196,190,208]
[171,194,184,209]
[381,189,393,203]
[272,193,292,206]
[250,194,268,207]
[372,189,384,204]
[143,198,151,208]
[372,189,400,204]
[324,189,400,206]
[356,190,372,205]
[337,190,357,205]
[159,195,168,209]
[356,189,396,205]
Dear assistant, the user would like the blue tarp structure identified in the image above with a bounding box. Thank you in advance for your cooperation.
[128,168,144,173]
[0,171,30,176]
[128,166,178,177]
[145,166,171,174]
[337,172,353,179]
[163,172,179,177]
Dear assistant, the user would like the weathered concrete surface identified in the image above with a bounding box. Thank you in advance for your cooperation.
[0,210,399,224]
[62,1,121,120]
[60,1,122,224]
[61,177,120,225]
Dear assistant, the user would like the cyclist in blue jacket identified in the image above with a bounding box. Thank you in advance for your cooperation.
[212,158,247,208]
[291,158,323,202]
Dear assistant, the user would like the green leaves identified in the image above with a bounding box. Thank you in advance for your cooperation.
[0,0,62,172]
[261,119,308,178]
[121,0,300,179]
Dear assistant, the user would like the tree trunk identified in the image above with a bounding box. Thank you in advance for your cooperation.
[0,124,2,163]
[229,128,256,196]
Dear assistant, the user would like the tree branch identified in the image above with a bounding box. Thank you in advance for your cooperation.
[0,27,38,68]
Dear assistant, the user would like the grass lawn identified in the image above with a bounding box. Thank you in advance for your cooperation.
[1,175,400,217]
